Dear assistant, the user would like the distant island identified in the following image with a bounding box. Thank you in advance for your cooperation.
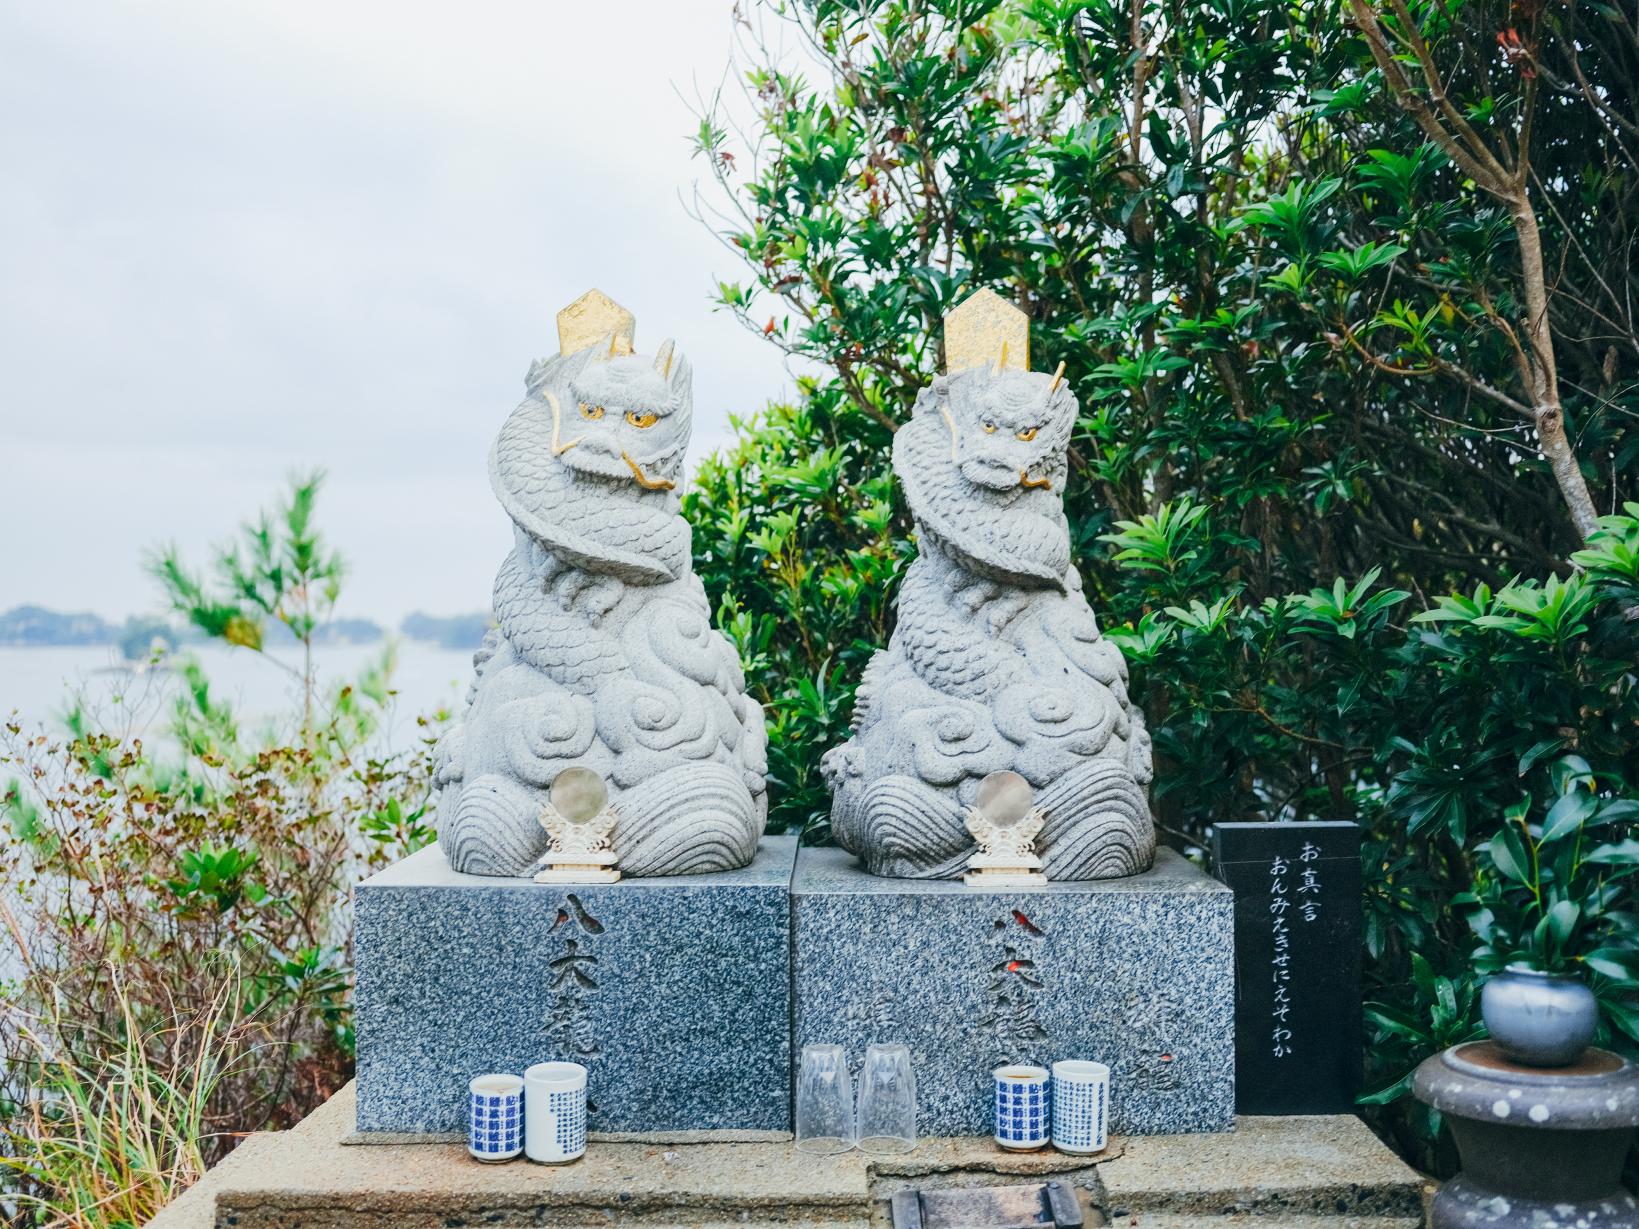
[0,605,115,647]
[0,605,493,657]
[400,611,493,649]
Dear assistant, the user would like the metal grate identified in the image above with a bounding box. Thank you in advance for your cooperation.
[889,1179,1086,1229]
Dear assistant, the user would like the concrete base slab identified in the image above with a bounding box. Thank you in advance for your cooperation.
[147,1083,1428,1229]
[1098,1114,1431,1219]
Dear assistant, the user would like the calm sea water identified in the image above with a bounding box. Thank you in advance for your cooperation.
[0,641,476,744]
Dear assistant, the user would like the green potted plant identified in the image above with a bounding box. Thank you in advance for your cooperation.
[1463,756,1639,1066]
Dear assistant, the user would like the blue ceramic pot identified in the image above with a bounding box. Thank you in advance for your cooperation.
[1481,965,1597,1068]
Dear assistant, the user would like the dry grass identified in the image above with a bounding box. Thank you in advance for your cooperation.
[0,682,439,1228]
[3,972,235,1228]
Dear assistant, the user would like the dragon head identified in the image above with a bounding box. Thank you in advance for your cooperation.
[942,361,1073,493]
[545,334,691,492]
[893,290,1077,588]
[489,292,694,585]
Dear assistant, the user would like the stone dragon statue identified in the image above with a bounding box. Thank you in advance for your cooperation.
[822,290,1155,880]
[435,290,767,877]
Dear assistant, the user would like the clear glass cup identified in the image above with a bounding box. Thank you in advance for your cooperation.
[855,1042,917,1154]
[795,1043,856,1155]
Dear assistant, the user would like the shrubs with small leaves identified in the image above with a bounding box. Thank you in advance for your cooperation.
[1,476,442,1226]
[684,393,904,839]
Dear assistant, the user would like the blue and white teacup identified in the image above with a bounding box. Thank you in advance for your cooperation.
[467,1073,524,1163]
[992,1064,1051,1151]
[1051,1060,1110,1155]
[525,1061,588,1164]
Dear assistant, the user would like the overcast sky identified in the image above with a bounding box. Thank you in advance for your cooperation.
[1,1,797,625]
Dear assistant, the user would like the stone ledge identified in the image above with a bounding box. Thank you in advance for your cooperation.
[866,1135,1124,1178]
[1119,1217,1423,1228]
[339,1127,795,1146]
[146,1083,1429,1229]
[1098,1115,1426,1219]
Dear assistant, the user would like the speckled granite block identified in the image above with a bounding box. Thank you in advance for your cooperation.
[792,847,1234,1136]
[354,836,796,1136]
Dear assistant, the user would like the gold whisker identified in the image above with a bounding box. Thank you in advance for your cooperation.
[547,392,582,456]
[1020,470,1052,491]
[622,451,676,491]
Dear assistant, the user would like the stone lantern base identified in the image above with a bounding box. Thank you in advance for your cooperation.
[1415,1041,1639,1229]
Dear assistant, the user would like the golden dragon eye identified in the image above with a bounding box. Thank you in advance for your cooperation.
[982,420,997,434]
[1016,427,1039,442]
[579,403,604,420]
[625,410,659,429]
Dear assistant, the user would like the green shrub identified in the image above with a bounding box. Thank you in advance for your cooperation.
[688,0,1639,1173]
[686,394,902,839]
[1,477,441,1226]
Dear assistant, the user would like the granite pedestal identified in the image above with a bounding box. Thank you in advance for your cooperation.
[354,836,796,1137]
[792,847,1234,1137]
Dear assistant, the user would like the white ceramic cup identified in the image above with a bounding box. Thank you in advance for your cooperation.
[524,1061,588,1164]
[1050,1059,1111,1155]
[992,1064,1051,1151]
[467,1073,524,1162]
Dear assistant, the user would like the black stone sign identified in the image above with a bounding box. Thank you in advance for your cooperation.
[1212,821,1363,1116]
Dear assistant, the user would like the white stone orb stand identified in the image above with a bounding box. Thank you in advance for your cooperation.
[963,770,1049,888]
[533,767,621,885]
